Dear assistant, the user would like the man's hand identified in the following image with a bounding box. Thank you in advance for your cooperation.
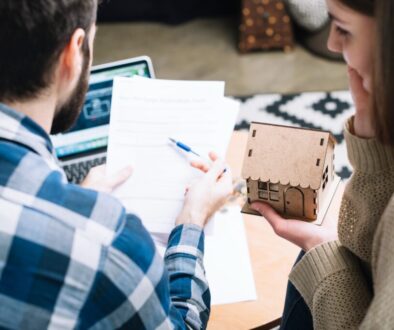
[250,202,338,251]
[80,165,133,193]
[347,66,375,139]
[176,152,233,228]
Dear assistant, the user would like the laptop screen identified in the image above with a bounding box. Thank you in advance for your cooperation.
[52,57,154,159]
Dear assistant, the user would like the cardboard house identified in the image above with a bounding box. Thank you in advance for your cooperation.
[242,122,337,222]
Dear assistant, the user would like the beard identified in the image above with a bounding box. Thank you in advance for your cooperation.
[51,44,90,135]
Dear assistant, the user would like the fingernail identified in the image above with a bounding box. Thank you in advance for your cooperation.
[124,166,133,174]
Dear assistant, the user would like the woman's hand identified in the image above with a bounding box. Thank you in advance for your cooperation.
[250,202,338,251]
[347,66,375,139]
[80,165,133,193]
[176,152,233,228]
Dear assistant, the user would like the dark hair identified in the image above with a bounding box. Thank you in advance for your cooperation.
[339,0,394,145]
[373,0,394,145]
[339,0,374,16]
[0,0,97,102]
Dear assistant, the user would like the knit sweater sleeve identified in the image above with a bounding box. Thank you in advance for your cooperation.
[289,199,394,330]
[359,197,394,329]
[289,117,394,329]
[289,241,372,329]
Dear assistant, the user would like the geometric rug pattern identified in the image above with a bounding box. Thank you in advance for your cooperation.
[235,91,355,178]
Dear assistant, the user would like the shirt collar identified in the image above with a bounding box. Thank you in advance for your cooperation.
[0,103,55,160]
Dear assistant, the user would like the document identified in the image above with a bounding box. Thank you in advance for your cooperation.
[106,77,239,234]
[155,205,257,305]
[205,205,257,305]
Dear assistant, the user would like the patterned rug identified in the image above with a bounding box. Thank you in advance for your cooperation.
[234,91,354,178]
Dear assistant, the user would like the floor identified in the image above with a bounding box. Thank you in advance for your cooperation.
[94,18,348,97]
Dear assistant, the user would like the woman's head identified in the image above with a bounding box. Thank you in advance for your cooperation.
[326,0,394,145]
[327,0,374,92]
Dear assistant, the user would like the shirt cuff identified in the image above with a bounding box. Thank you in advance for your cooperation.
[165,224,205,260]
[289,241,360,307]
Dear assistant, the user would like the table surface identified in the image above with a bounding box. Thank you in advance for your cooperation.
[207,131,344,330]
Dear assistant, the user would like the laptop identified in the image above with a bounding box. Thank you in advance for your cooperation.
[51,56,155,183]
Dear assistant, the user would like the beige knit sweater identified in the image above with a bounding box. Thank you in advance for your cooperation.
[289,117,394,329]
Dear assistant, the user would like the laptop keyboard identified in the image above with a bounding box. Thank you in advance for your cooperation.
[63,156,107,184]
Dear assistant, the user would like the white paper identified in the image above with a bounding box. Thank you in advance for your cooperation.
[204,206,257,305]
[155,206,257,305]
[106,77,239,234]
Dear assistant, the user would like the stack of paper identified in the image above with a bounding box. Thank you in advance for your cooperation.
[106,77,240,235]
[107,77,257,306]
[204,206,257,305]
[155,205,257,305]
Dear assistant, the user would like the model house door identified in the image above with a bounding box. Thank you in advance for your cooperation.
[284,187,305,217]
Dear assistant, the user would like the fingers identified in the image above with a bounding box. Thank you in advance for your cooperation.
[206,158,228,180]
[106,166,133,189]
[251,202,286,235]
[251,202,303,242]
[347,66,375,138]
[251,202,330,251]
[82,165,133,193]
[88,164,106,176]
[190,151,225,176]
[347,66,369,108]
[208,151,218,162]
[190,151,219,173]
[190,161,210,173]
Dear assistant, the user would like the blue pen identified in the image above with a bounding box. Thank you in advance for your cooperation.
[169,138,201,157]
[169,137,227,173]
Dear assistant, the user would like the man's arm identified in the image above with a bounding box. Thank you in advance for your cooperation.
[79,154,231,329]
[165,224,210,329]
[79,214,209,330]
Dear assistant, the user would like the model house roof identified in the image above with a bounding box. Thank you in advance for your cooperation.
[242,122,336,190]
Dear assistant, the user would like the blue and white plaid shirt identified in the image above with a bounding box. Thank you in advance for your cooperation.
[0,103,210,329]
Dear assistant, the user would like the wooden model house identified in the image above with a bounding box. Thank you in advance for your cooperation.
[242,122,337,222]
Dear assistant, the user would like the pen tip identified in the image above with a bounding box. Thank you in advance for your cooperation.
[169,137,176,143]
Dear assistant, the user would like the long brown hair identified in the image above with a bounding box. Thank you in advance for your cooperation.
[339,0,374,15]
[339,0,394,145]
[373,0,394,145]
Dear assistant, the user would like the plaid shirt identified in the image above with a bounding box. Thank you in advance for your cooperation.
[0,103,210,329]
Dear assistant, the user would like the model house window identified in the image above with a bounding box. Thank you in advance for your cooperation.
[258,181,268,190]
[258,180,280,202]
[322,165,329,190]
[259,191,268,200]
[270,192,279,201]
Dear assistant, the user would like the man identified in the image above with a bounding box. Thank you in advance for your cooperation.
[0,0,232,328]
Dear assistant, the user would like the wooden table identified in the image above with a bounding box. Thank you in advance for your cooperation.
[207,131,343,330]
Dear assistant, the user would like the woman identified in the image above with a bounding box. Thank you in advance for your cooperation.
[251,0,394,328]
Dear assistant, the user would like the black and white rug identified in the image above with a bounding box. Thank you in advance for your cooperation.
[234,91,354,178]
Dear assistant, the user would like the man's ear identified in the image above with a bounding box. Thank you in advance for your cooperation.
[58,28,86,84]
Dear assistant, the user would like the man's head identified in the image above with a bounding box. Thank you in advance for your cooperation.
[0,0,98,134]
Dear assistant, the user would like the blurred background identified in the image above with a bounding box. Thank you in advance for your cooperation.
[94,0,348,96]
